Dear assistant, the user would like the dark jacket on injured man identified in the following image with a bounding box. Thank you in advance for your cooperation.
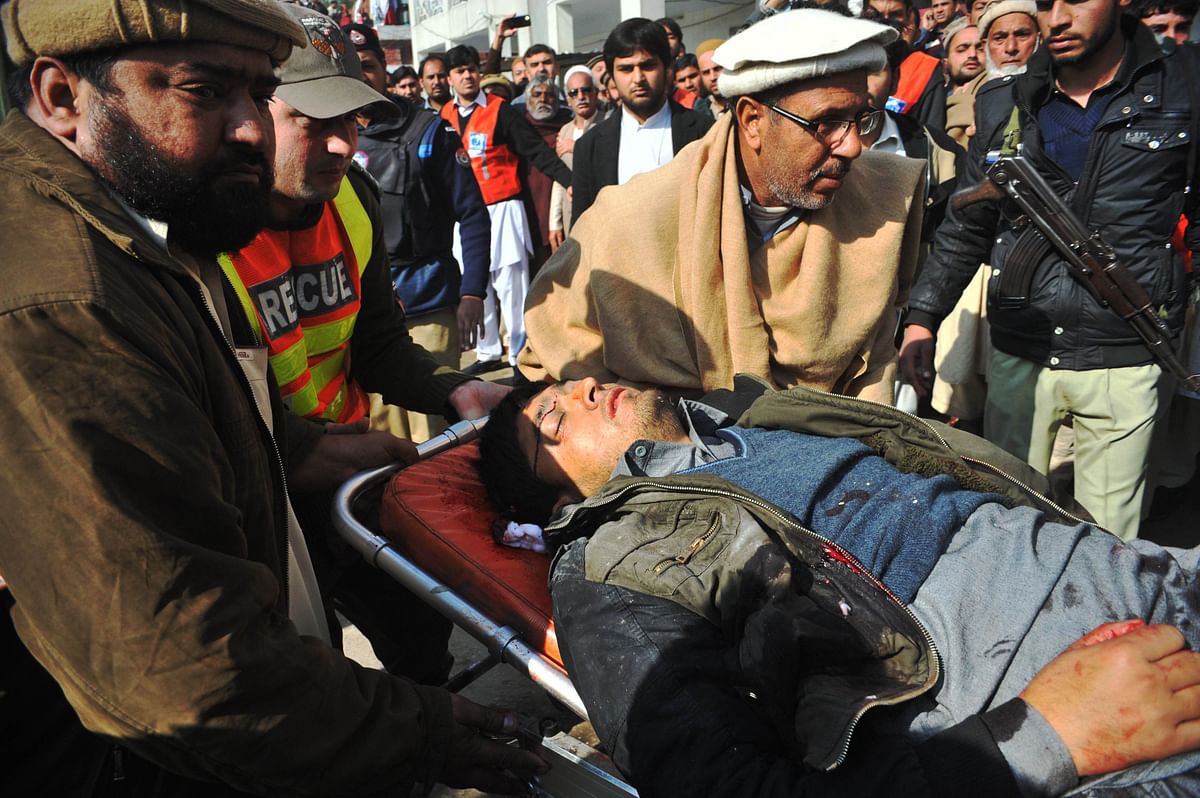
[544,380,1200,798]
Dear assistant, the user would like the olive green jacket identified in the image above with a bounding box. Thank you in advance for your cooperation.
[546,379,1090,771]
[0,111,451,796]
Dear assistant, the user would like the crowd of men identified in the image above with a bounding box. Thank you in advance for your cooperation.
[0,0,1198,796]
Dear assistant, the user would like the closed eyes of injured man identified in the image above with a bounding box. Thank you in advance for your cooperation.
[478,377,1200,798]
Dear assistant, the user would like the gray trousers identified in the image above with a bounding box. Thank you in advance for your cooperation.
[902,503,1200,795]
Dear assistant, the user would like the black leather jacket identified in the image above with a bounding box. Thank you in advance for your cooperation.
[908,21,1199,370]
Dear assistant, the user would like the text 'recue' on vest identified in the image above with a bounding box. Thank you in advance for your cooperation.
[219,176,373,423]
[441,96,523,205]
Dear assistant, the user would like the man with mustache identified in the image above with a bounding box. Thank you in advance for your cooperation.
[549,66,602,247]
[223,4,509,686]
[0,0,541,794]
[901,0,1199,540]
[477,376,1200,796]
[521,10,925,406]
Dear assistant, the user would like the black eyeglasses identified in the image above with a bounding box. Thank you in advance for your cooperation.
[567,86,597,98]
[766,104,883,146]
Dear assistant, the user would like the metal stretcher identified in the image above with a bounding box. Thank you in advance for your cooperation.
[332,418,637,798]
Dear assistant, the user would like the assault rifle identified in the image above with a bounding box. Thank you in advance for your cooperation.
[952,155,1200,393]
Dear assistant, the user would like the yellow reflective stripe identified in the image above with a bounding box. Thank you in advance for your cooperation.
[332,176,373,275]
[283,383,320,417]
[302,315,358,356]
[216,252,265,345]
[321,386,347,422]
[267,341,309,385]
[308,348,347,389]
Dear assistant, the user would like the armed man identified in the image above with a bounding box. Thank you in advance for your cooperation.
[900,0,1199,540]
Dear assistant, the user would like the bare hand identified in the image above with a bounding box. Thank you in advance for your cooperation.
[548,229,565,252]
[440,694,547,793]
[898,324,936,398]
[457,296,485,351]
[1021,620,1200,777]
[289,419,417,492]
[556,134,575,157]
[448,380,511,420]
[493,13,520,47]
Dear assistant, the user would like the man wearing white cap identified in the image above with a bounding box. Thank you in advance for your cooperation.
[978,0,1040,76]
[0,0,541,795]
[521,10,924,406]
[548,65,602,246]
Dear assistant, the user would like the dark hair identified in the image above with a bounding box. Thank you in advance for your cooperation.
[1136,0,1198,16]
[655,16,683,40]
[418,53,447,77]
[7,48,120,110]
[861,0,915,18]
[878,20,911,73]
[477,383,561,525]
[392,65,419,83]
[523,43,557,61]
[604,18,673,76]
[674,53,699,72]
[445,44,480,71]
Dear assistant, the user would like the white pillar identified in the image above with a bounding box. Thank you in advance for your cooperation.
[621,0,666,20]
[548,1,575,55]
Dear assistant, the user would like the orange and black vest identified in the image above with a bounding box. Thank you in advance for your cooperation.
[440,96,523,204]
[889,51,940,115]
[219,176,373,423]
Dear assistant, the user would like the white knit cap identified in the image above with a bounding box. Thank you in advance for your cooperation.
[714,9,896,98]
[563,65,593,84]
[941,16,974,49]
[978,0,1037,36]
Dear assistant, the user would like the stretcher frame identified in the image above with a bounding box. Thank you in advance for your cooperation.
[332,418,637,798]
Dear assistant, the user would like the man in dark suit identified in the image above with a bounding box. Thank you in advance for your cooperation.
[571,17,714,221]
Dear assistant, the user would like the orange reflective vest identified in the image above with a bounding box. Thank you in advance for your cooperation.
[218,176,374,423]
[890,51,939,115]
[441,96,523,204]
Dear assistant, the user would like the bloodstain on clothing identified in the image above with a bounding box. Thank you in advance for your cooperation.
[823,490,872,517]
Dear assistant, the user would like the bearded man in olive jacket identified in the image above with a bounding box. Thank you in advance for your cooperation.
[0,1,542,795]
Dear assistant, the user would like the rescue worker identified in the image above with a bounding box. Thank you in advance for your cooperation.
[222,5,508,680]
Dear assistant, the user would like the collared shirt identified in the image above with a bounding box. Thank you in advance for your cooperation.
[869,112,908,157]
[738,183,805,245]
[456,91,488,118]
[617,100,674,185]
[611,399,736,479]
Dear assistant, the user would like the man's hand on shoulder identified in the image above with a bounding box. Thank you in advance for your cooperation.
[289,419,418,492]
[1021,620,1200,777]
[448,379,511,420]
[440,695,547,793]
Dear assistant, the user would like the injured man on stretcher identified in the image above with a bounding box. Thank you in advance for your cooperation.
[476,376,1200,798]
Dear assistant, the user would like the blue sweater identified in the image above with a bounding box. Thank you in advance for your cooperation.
[680,427,994,603]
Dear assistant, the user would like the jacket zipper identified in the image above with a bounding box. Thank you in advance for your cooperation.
[182,278,292,607]
[653,513,721,574]
[555,478,941,769]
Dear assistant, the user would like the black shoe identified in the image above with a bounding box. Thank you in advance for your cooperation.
[463,358,505,376]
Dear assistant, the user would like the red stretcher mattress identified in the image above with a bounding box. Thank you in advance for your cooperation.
[378,440,562,667]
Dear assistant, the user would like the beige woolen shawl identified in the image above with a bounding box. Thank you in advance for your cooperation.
[521,113,925,403]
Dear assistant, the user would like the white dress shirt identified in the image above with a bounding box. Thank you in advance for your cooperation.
[617,101,674,185]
